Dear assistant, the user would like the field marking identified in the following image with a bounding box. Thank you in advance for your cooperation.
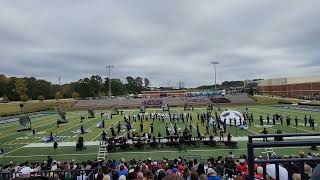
[6,113,87,145]
[246,128,258,134]
[61,116,103,142]
[53,115,103,142]
[0,116,58,139]
[287,126,314,133]
[89,118,124,141]
[0,113,84,140]
[2,145,26,156]
[0,112,82,133]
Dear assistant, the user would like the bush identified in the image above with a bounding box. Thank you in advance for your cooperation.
[72,91,80,99]
[38,95,45,102]
[20,94,29,102]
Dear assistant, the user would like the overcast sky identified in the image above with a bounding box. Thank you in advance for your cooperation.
[0,1,319,87]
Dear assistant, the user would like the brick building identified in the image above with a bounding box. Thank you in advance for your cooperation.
[257,77,320,98]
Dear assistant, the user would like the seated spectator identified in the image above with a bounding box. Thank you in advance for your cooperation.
[207,168,222,180]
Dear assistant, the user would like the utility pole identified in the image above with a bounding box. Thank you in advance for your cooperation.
[210,61,219,96]
[106,65,114,98]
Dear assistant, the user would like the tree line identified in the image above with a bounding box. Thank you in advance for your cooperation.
[0,74,150,101]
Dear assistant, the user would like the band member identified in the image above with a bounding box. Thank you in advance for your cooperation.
[286,116,291,126]
[49,131,54,142]
[261,128,268,142]
[101,130,107,141]
[53,141,58,149]
[111,127,115,136]
[150,123,154,134]
[102,119,105,128]
[117,123,121,134]
[33,129,36,135]
[272,115,276,126]
[250,113,254,122]
[309,116,312,127]
[311,119,315,130]
[260,115,263,126]
[304,115,308,126]
[227,133,232,142]
[219,131,224,141]
[173,123,177,135]
[140,122,143,133]
[295,116,298,127]
[80,125,85,134]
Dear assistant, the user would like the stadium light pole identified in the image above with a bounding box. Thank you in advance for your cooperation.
[210,61,219,95]
[106,65,114,98]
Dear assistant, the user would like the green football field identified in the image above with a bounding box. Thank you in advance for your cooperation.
[1,104,320,164]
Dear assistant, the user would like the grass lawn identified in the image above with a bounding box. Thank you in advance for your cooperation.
[0,99,76,116]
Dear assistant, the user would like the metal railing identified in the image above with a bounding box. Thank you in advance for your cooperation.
[247,133,320,180]
[0,169,95,180]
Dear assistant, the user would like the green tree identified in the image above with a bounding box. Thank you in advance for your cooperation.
[55,91,63,100]
[135,77,144,93]
[144,78,150,87]
[15,79,28,100]
[38,95,45,101]
[72,91,80,99]
[126,76,135,94]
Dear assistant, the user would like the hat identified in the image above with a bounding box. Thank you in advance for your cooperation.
[240,159,245,164]
[129,169,134,173]
[207,168,217,175]
[52,160,57,164]
[119,175,126,180]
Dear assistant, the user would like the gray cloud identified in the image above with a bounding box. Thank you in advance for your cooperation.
[0,0,320,87]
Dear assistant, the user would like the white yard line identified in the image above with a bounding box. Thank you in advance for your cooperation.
[246,129,258,134]
[2,145,26,156]
[191,123,203,136]
[90,119,124,141]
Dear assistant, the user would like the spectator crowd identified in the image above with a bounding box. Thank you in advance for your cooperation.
[1,151,320,180]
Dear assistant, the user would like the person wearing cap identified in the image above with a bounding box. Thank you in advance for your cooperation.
[207,168,222,180]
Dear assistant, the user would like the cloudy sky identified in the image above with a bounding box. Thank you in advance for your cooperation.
[0,1,319,87]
